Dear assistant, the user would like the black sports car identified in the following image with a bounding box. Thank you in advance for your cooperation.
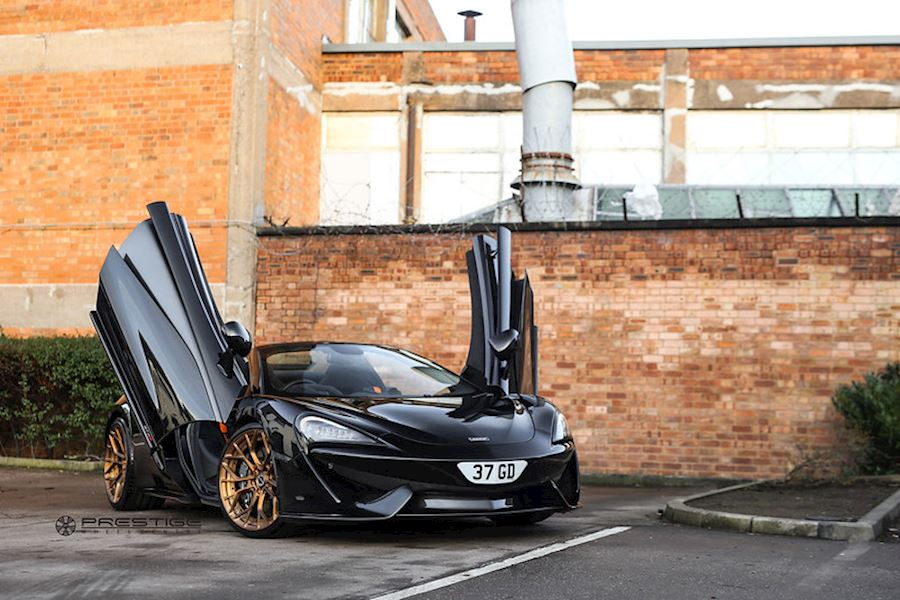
[92,202,580,537]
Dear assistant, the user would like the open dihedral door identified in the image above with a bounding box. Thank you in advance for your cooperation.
[462,227,539,396]
[90,202,246,496]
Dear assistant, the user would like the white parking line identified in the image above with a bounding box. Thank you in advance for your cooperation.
[797,542,873,590]
[370,526,631,600]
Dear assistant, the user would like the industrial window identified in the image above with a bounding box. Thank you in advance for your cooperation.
[592,185,899,221]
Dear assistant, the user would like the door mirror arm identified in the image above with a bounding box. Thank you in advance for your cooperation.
[219,321,252,379]
[217,348,236,378]
[489,329,519,361]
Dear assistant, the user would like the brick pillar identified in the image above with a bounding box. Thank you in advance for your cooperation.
[663,48,688,184]
[401,51,428,224]
[225,0,269,328]
[402,102,423,223]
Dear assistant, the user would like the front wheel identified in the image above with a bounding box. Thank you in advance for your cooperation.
[218,423,295,538]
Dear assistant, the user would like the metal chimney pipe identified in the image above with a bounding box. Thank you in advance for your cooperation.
[458,10,482,42]
[510,0,580,221]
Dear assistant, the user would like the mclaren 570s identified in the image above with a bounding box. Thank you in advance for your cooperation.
[92,202,580,537]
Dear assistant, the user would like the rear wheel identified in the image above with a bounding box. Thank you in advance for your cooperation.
[489,510,554,527]
[103,416,165,510]
[218,423,295,538]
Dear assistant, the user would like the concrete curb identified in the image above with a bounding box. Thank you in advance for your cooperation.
[663,480,900,542]
[855,488,900,540]
[0,456,102,473]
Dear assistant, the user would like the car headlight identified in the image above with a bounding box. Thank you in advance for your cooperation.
[552,412,571,443]
[297,416,378,444]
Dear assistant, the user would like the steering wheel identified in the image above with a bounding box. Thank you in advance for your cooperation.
[280,379,344,397]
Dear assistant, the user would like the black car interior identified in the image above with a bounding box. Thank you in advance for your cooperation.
[267,347,392,397]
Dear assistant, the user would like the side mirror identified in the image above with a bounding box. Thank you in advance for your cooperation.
[223,321,252,358]
[489,329,519,360]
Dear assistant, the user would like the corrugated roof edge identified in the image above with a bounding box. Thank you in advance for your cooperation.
[258,216,900,237]
[323,36,900,53]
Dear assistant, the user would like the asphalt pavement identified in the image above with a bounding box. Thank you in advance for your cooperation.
[0,468,897,599]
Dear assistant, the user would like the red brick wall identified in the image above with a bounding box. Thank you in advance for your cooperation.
[264,80,321,226]
[324,52,405,83]
[322,49,668,84]
[690,46,900,81]
[323,46,897,85]
[0,0,232,34]
[423,51,520,84]
[270,0,345,90]
[256,226,900,478]
[0,65,233,286]
[574,49,664,82]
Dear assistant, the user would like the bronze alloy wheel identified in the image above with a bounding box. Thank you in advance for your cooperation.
[219,426,280,532]
[103,421,128,504]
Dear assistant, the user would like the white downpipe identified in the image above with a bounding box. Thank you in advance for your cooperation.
[511,0,581,221]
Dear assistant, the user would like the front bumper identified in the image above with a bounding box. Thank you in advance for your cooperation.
[274,443,580,521]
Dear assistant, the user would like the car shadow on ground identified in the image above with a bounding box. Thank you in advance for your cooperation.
[166,500,574,543]
[0,468,679,544]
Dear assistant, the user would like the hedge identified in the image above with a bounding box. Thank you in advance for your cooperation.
[832,363,900,474]
[0,335,121,459]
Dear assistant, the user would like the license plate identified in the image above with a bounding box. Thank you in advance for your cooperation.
[457,460,527,485]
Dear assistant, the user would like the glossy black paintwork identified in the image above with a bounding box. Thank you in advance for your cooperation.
[92,203,580,520]
[228,389,578,519]
[462,229,538,395]
[92,202,247,498]
[93,214,239,432]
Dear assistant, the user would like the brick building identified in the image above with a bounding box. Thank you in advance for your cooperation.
[0,0,443,334]
[318,41,900,224]
[1,2,897,477]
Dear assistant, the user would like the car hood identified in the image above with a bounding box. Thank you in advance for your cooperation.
[311,394,536,445]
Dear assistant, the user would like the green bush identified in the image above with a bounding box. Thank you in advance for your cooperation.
[832,363,900,474]
[0,335,121,459]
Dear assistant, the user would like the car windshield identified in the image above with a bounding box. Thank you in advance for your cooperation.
[262,344,478,398]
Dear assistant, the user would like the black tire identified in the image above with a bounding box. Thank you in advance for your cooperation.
[217,423,296,538]
[489,510,555,527]
[103,416,165,511]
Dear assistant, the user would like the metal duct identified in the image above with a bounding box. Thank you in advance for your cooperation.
[458,10,482,42]
[510,0,582,221]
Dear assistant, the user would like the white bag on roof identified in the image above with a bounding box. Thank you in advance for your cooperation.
[624,183,663,220]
